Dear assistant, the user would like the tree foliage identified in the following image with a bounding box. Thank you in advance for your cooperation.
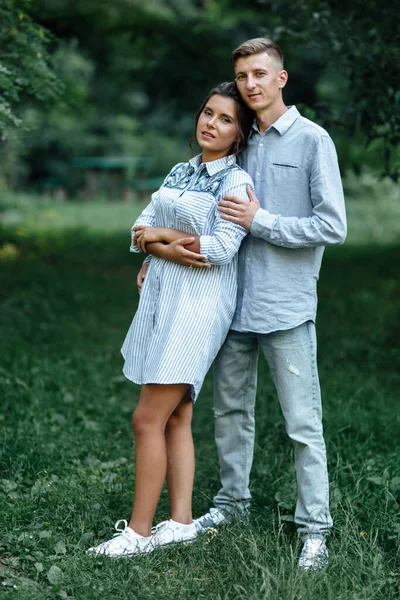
[0,0,63,132]
[0,0,399,186]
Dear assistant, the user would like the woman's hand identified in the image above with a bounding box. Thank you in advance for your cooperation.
[133,225,167,252]
[137,261,150,294]
[162,238,211,268]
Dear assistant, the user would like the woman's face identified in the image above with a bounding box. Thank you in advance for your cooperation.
[196,94,239,160]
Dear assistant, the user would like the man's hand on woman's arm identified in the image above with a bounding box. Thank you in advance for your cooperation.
[218,185,260,230]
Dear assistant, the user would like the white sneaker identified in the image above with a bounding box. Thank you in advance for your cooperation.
[87,520,155,557]
[193,507,232,533]
[298,535,329,570]
[151,519,197,547]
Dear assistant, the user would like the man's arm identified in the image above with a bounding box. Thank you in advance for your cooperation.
[219,136,347,249]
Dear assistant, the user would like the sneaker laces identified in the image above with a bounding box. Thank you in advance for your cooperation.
[112,520,154,550]
[151,520,170,534]
[112,519,134,542]
[196,514,212,528]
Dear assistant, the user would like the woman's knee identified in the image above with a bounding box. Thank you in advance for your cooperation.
[131,408,143,434]
[132,406,161,435]
[132,384,191,435]
[166,403,192,432]
[166,413,187,432]
[165,413,180,432]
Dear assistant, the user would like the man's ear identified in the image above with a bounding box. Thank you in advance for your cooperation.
[278,70,288,90]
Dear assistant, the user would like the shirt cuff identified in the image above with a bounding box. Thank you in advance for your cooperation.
[130,228,141,253]
[250,208,277,240]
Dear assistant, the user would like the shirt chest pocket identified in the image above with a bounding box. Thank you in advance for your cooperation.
[271,162,299,169]
[261,153,302,184]
[269,154,300,171]
[264,152,302,179]
[174,191,216,234]
[264,156,310,217]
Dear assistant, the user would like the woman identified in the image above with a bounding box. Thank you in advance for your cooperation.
[88,82,254,557]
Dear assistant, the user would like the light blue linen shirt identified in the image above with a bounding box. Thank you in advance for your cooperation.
[231,106,347,333]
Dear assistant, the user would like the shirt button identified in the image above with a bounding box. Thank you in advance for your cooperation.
[259,143,263,147]
[246,258,250,263]
[256,172,261,177]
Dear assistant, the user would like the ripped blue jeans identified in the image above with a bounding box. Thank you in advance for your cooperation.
[213,321,332,536]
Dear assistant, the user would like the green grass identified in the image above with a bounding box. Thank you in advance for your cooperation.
[0,181,400,599]
[0,192,144,235]
[343,173,400,246]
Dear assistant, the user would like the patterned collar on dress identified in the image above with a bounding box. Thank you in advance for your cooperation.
[250,105,300,137]
[188,153,237,176]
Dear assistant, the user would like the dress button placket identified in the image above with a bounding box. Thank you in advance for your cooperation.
[178,169,199,197]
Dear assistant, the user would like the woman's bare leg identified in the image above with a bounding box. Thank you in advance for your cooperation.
[165,391,194,524]
[129,383,189,537]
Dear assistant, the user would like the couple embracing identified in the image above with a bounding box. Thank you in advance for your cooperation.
[88,37,347,570]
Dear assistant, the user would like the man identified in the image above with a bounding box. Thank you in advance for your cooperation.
[193,38,346,571]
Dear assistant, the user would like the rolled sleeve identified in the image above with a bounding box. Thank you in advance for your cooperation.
[130,191,159,253]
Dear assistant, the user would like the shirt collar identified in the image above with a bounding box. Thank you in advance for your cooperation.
[251,105,300,137]
[189,153,236,176]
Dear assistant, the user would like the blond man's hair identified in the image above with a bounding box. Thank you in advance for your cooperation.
[231,38,284,69]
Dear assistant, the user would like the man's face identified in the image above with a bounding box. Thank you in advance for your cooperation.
[234,52,287,112]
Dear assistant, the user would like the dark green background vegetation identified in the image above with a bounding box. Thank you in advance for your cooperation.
[1,0,399,192]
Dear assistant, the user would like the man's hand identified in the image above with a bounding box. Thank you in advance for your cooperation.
[137,261,149,294]
[133,225,166,252]
[162,238,211,268]
[218,185,260,230]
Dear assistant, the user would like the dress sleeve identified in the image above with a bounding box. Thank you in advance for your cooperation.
[199,169,254,265]
[130,190,159,253]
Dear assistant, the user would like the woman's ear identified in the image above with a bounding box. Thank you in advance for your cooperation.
[230,139,239,155]
[234,133,243,155]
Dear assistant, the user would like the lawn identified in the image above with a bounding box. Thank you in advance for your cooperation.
[0,177,399,599]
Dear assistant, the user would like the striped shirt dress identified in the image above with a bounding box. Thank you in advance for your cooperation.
[121,154,254,401]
